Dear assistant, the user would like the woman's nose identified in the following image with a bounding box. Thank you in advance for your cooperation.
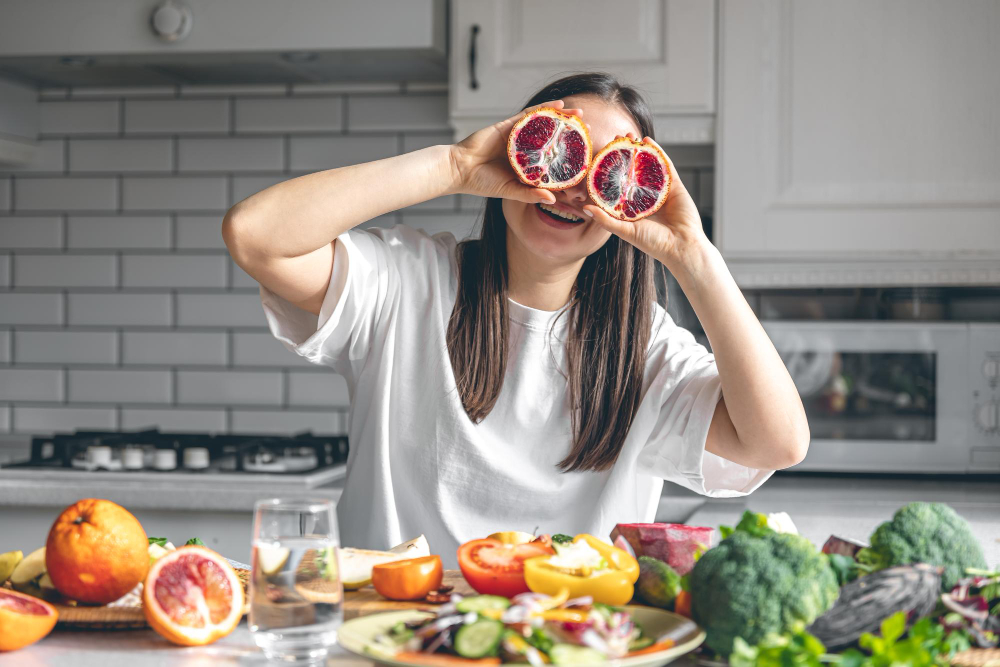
[560,182,588,206]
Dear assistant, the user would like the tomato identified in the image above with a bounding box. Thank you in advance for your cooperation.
[371,555,443,601]
[457,539,554,597]
[673,589,692,618]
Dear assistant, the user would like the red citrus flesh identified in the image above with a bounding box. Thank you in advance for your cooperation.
[0,590,54,616]
[0,589,58,652]
[507,108,592,190]
[143,546,243,646]
[587,137,671,221]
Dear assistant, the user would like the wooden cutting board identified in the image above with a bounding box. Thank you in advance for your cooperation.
[9,570,470,629]
[343,570,474,620]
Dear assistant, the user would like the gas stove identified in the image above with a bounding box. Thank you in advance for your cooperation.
[2,429,348,489]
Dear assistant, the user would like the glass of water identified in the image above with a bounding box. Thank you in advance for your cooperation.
[250,498,343,665]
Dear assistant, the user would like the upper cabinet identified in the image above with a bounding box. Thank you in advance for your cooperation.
[716,0,1000,288]
[449,0,716,144]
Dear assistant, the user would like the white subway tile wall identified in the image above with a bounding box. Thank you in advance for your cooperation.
[0,83,714,437]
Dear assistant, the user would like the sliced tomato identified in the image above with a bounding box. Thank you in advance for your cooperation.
[457,539,553,597]
[372,555,443,601]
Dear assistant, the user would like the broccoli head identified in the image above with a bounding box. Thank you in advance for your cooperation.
[857,502,986,591]
[689,531,839,656]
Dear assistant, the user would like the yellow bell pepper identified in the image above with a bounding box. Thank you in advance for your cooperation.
[522,534,639,606]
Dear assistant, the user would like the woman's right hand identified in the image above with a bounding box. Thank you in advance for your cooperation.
[448,100,583,205]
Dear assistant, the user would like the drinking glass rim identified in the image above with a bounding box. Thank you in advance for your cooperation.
[254,497,335,513]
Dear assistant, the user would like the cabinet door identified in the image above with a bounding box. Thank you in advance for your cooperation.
[717,0,1000,288]
[450,0,715,143]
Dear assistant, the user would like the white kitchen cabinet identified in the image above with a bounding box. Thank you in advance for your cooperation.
[449,0,716,143]
[716,0,1000,288]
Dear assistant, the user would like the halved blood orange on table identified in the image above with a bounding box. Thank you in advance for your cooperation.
[457,539,553,598]
[507,107,592,190]
[143,545,244,646]
[0,588,58,652]
[587,137,671,221]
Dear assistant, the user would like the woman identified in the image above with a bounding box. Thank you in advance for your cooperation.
[223,73,808,560]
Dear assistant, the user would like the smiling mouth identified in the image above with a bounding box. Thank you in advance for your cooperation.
[535,202,585,224]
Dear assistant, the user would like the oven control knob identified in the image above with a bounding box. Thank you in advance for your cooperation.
[976,401,999,433]
[150,1,193,43]
[983,358,1000,383]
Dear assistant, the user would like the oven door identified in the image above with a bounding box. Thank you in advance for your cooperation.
[763,322,970,473]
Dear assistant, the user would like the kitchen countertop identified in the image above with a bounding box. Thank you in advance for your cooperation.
[0,470,344,512]
[685,473,1000,565]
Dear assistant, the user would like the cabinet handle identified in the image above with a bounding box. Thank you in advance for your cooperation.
[468,24,480,90]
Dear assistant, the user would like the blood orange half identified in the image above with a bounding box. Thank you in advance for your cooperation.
[0,588,58,652]
[507,107,592,190]
[142,545,244,646]
[587,137,671,221]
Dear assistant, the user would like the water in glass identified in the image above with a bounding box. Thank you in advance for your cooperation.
[250,498,342,665]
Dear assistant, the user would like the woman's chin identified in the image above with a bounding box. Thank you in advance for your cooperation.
[503,201,608,263]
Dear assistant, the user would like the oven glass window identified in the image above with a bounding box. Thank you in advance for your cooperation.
[784,351,936,441]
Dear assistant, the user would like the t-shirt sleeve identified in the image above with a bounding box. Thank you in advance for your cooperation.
[260,225,450,379]
[633,308,773,497]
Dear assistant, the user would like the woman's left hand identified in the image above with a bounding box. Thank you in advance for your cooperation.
[583,133,710,271]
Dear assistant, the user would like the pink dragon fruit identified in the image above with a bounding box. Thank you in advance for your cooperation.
[610,523,713,575]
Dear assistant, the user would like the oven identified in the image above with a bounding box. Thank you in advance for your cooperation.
[763,322,1000,473]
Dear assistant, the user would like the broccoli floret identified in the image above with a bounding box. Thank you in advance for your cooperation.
[857,502,986,591]
[689,531,839,657]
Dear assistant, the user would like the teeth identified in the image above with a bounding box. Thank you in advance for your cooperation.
[538,203,583,222]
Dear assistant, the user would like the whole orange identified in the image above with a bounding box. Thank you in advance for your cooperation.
[45,498,149,604]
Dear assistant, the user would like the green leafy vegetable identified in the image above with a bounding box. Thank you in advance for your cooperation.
[728,613,974,666]
[524,627,554,655]
[689,531,839,656]
[837,613,971,667]
[856,502,987,591]
[729,624,831,667]
[551,534,574,545]
[827,553,874,586]
[185,537,206,546]
[719,510,775,540]
[148,537,168,547]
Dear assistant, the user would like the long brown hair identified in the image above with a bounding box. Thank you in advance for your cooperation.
[447,73,662,473]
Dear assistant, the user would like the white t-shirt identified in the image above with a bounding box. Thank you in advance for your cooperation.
[262,225,770,565]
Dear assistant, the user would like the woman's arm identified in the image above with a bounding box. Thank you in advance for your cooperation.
[583,134,809,471]
[222,102,569,315]
[223,145,457,314]
[670,241,809,470]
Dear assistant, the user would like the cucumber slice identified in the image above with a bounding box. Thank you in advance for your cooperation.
[549,644,607,665]
[454,618,504,659]
[628,635,655,651]
[455,595,511,614]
